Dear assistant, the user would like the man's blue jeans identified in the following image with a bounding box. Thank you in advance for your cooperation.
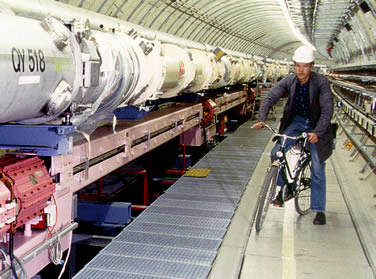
[271,115,326,212]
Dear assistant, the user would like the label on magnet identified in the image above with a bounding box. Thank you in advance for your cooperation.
[19,75,41,84]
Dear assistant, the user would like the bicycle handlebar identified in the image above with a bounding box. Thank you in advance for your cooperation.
[260,124,308,141]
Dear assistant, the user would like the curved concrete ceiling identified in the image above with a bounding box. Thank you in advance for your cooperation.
[57,0,376,67]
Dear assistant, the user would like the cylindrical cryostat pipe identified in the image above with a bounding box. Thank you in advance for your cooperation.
[0,14,82,124]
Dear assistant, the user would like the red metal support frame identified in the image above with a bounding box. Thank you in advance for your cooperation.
[116,169,149,206]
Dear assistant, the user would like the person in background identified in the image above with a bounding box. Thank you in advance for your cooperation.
[253,45,334,225]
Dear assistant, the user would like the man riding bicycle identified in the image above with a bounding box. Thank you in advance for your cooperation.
[253,46,334,225]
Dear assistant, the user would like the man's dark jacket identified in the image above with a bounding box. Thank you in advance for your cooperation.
[258,71,334,163]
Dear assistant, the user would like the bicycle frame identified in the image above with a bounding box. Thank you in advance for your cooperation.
[264,124,311,195]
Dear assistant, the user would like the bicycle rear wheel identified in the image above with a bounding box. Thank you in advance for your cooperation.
[255,165,278,232]
[294,162,311,215]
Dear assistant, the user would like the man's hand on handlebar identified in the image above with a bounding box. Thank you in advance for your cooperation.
[307,132,319,143]
[252,121,266,129]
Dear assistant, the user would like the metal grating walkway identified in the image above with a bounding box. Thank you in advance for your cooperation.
[73,121,272,279]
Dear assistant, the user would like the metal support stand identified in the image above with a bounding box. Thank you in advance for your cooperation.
[0,124,75,155]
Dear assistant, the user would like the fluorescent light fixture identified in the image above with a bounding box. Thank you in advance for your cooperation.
[279,0,317,51]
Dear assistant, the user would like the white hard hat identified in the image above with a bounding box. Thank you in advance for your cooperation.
[293,46,315,63]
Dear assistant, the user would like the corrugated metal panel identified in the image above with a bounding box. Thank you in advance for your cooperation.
[84,255,212,279]
[152,197,238,212]
[126,222,226,239]
[135,212,231,229]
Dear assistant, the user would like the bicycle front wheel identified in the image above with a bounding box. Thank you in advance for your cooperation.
[294,162,311,215]
[255,165,278,232]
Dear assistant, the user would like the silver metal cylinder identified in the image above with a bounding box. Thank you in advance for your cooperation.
[0,14,81,123]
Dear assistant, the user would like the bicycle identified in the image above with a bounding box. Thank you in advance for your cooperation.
[255,124,312,232]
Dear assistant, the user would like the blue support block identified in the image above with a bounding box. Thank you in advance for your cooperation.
[0,124,75,156]
[174,154,192,169]
[114,106,150,120]
[76,201,132,225]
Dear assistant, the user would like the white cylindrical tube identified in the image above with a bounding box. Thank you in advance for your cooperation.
[211,56,232,89]
[0,14,82,123]
[186,49,213,93]
[160,44,195,98]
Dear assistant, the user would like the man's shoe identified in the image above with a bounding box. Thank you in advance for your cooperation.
[272,190,284,207]
[283,185,294,201]
[313,212,326,225]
